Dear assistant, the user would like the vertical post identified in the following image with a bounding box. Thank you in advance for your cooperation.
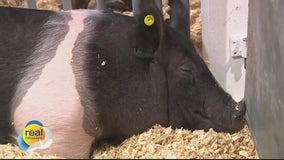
[132,0,141,16]
[202,0,248,101]
[97,0,105,10]
[27,0,37,9]
[62,0,73,10]
[133,0,163,16]
[168,0,190,40]
[181,0,190,39]
[154,0,162,13]
[245,0,284,158]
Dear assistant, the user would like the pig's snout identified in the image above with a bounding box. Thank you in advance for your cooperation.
[232,103,245,121]
[231,99,246,130]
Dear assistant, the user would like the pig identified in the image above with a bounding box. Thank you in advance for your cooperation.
[0,0,245,158]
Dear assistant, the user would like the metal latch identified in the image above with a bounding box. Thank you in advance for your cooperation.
[230,34,247,69]
[230,34,247,58]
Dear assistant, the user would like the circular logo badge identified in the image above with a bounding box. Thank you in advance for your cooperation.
[17,120,53,152]
[23,123,46,145]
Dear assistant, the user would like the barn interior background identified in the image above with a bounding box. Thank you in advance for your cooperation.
[0,0,258,159]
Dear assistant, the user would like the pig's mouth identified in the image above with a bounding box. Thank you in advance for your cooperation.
[193,99,245,133]
[194,111,244,133]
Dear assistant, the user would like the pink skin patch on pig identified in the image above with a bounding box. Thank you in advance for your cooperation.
[14,11,94,158]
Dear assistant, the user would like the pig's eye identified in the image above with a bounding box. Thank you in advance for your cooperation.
[178,64,195,84]
[180,65,192,74]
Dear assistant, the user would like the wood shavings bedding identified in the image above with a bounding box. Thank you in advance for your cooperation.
[0,124,258,159]
[92,124,258,159]
[0,143,62,159]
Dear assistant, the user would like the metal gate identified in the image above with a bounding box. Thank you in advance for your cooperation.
[26,0,190,38]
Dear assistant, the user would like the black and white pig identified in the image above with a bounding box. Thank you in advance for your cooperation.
[0,0,245,158]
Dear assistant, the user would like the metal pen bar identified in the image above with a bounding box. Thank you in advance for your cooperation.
[27,0,37,9]
[62,0,73,10]
[133,0,162,16]
[154,0,162,13]
[97,0,105,10]
[181,0,190,38]
[132,0,141,15]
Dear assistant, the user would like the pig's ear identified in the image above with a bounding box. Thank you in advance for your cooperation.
[131,0,165,60]
[166,0,189,39]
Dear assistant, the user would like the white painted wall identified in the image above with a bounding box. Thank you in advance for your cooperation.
[201,0,248,102]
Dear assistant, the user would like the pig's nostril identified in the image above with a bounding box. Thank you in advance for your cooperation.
[232,105,245,120]
[233,113,240,119]
[232,112,244,124]
[235,104,240,111]
[237,98,246,113]
[232,103,245,119]
[235,99,246,114]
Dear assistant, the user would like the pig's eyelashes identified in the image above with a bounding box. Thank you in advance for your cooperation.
[179,65,193,76]
[178,65,195,84]
[180,66,192,74]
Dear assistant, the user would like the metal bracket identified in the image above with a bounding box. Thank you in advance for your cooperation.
[230,34,247,58]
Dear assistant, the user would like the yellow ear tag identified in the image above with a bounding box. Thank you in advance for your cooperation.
[144,15,155,26]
